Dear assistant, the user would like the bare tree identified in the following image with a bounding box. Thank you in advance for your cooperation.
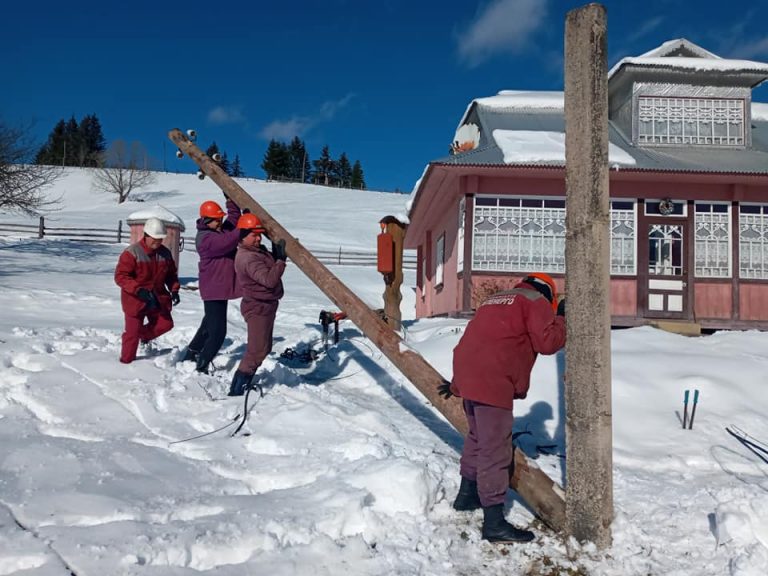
[92,139,156,203]
[0,121,61,215]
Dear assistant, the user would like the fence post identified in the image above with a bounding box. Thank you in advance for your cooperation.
[337,246,342,265]
[38,216,45,239]
[117,220,123,243]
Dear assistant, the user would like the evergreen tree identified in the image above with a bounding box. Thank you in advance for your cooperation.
[78,114,106,167]
[261,139,290,180]
[312,145,334,186]
[205,141,220,159]
[336,152,352,188]
[35,119,68,166]
[287,136,310,182]
[64,116,81,167]
[351,159,366,190]
[230,154,244,178]
[219,151,231,176]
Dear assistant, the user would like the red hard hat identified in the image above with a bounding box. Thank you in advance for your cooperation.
[199,200,226,219]
[236,213,265,232]
[526,272,558,311]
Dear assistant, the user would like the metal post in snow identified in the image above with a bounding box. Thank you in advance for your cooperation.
[688,389,700,430]
[683,389,689,429]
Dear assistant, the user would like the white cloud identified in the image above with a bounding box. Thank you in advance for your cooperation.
[627,16,665,44]
[207,105,246,126]
[456,0,548,67]
[258,94,355,141]
[732,36,768,59]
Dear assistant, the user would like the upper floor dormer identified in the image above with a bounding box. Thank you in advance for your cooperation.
[608,39,768,149]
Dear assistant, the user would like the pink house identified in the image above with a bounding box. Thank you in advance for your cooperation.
[405,39,768,330]
[126,206,186,267]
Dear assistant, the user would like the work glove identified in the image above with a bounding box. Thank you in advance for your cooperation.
[272,238,287,261]
[557,298,566,317]
[437,379,454,400]
[171,291,181,307]
[137,288,159,310]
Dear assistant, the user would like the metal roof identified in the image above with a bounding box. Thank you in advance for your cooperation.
[435,106,768,175]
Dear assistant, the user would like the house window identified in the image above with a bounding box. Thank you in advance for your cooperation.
[637,97,745,146]
[435,234,445,287]
[739,204,768,279]
[457,198,465,273]
[472,196,636,275]
[695,203,731,278]
[611,201,636,275]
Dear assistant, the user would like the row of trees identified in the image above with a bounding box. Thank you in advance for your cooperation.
[261,137,366,189]
[35,114,106,168]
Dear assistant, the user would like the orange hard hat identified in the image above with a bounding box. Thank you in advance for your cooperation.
[526,272,558,311]
[199,200,226,219]
[236,213,265,232]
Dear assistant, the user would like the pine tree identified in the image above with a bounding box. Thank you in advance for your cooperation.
[261,139,290,180]
[79,114,106,167]
[219,151,231,176]
[205,141,220,159]
[64,116,82,167]
[35,119,68,166]
[288,136,310,182]
[336,152,352,188]
[231,154,244,177]
[312,145,333,186]
[351,159,366,190]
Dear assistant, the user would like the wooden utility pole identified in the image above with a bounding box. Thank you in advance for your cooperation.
[169,129,567,532]
[379,215,406,331]
[564,3,614,548]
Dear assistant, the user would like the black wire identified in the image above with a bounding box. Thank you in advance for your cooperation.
[169,415,241,445]
[231,381,264,437]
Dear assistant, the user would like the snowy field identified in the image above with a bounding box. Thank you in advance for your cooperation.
[1,169,767,575]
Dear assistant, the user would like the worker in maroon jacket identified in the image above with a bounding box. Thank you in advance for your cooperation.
[440,273,566,544]
[229,213,286,396]
[114,217,181,364]
[183,197,242,373]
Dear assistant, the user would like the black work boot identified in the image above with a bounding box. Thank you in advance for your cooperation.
[481,504,535,543]
[182,348,199,363]
[228,370,253,397]
[452,477,482,511]
[195,356,210,374]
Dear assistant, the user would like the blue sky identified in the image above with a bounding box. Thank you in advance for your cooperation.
[3,0,768,192]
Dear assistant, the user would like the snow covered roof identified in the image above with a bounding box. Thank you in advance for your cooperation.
[492,130,636,166]
[127,205,186,231]
[608,38,768,80]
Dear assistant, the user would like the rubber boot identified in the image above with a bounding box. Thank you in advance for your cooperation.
[452,477,482,511]
[228,370,253,397]
[481,504,535,543]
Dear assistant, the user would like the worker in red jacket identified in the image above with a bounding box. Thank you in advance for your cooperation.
[440,273,566,544]
[114,217,181,364]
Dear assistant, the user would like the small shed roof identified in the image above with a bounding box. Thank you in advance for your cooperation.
[127,205,186,232]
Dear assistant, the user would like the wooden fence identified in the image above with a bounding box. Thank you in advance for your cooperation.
[0,217,417,269]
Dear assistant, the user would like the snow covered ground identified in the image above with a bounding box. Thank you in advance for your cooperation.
[1,169,767,575]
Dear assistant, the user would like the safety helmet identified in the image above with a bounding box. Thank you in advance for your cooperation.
[199,200,226,219]
[143,217,167,239]
[236,213,266,233]
[525,272,558,311]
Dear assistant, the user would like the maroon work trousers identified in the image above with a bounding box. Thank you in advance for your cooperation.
[237,309,276,375]
[459,399,514,507]
[120,310,174,363]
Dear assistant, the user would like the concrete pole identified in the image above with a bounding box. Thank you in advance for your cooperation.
[564,3,614,548]
[380,215,406,331]
[169,128,568,532]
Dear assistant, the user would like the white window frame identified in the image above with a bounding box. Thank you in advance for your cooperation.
[457,197,465,273]
[637,96,745,147]
[739,204,768,280]
[435,233,445,287]
[694,202,731,278]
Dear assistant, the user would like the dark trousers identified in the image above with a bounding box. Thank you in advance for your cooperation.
[237,309,276,375]
[187,300,228,364]
[459,399,514,507]
[120,310,174,363]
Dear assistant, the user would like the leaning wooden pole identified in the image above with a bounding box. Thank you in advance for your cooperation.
[169,129,566,531]
[564,4,614,548]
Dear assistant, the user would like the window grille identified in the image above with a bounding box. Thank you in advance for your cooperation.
[637,97,744,146]
[471,197,636,275]
[739,205,768,279]
[436,234,445,286]
[694,203,731,278]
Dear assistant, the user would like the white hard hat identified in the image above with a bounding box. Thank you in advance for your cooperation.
[143,217,167,239]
